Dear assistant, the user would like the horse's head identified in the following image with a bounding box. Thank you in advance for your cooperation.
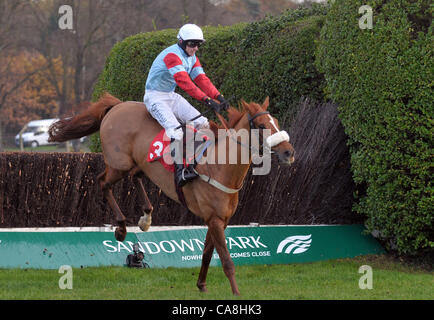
[241,97,295,165]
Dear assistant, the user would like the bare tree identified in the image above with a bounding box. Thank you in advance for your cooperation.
[71,0,116,105]
[22,0,73,117]
[22,0,121,116]
[0,0,31,151]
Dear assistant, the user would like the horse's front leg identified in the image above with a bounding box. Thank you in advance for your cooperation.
[197,229,214,292]
[208,217,240,296]
[97,167,128,241]
[129,167,153,231]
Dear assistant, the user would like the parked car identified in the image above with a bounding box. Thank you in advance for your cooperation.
[15,119,59,148]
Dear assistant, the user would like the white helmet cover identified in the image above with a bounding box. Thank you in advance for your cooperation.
[177,24,205,41]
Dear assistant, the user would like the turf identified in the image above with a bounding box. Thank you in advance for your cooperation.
[0,255,432,300]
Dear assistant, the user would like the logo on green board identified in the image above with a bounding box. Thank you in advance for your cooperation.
[276,234,312,255]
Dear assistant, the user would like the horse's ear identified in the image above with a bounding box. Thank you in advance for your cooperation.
[262,96,269,110]
[241,99,251,112]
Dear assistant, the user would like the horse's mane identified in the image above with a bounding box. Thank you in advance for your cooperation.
[209,106,245,136]
[208,102,263,136]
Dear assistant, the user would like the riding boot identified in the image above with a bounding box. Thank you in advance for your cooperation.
[170,138,198,188]
[174,163,198,188]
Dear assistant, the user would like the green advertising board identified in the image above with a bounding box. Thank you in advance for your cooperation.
[0,231,138,269]
[0,225,384,269]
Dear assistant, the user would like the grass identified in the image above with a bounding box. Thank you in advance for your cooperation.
[0,255,432,300]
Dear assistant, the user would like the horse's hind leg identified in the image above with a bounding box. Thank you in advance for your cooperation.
[197,230,214,293]
[97,166,128,241]
[128,167,153,232]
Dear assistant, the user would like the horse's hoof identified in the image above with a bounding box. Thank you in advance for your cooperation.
[138,214,152,232]
[114,228,126,241]
[198,286,208,293]
[197,282,208,293]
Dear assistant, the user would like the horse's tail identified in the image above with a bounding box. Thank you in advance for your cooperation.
[48,92,122,143]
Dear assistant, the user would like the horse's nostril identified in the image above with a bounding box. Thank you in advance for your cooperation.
[284,150,292,158]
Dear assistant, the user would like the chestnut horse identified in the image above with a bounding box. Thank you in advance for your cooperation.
[48,93,295,295]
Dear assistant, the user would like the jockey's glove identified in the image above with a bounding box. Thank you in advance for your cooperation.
[203,96,223,113]
[217,94,229,111]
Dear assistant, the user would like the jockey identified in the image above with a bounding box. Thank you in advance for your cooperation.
[144,23,228,187]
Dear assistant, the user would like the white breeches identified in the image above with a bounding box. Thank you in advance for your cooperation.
[144,90,209,140]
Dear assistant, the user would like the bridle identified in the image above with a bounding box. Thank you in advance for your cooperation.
[242,111,271,154]
[248,111,270,129]
[195,109,290,194]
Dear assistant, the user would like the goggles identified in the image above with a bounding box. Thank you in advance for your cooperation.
[185,40,203,48]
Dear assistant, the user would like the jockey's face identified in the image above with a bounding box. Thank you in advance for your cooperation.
[183,40,202,56]
[185,44,199,56]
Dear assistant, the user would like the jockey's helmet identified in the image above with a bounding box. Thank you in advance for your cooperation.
[177,24,204,42]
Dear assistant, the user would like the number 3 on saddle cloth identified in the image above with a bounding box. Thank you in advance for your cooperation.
[146,125,212,173]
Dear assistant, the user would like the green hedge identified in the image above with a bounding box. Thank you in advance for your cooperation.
[316,0,433,255]
[91,5,328,150]
[216,4,327,119]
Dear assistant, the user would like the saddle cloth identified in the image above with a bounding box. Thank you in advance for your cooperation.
[147,126,212,173]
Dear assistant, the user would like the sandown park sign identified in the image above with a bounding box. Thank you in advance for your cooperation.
[0,225,384,269]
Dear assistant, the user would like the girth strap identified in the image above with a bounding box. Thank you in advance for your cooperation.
[193,169,241,194]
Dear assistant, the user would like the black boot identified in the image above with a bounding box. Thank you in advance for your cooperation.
[170,138,198,187]
[174,163,198,188]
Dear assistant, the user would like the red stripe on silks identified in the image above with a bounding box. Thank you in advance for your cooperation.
[174,71,207,101]
[193,57,202,69]
[194,73,220,100]
[163,53,183,69]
